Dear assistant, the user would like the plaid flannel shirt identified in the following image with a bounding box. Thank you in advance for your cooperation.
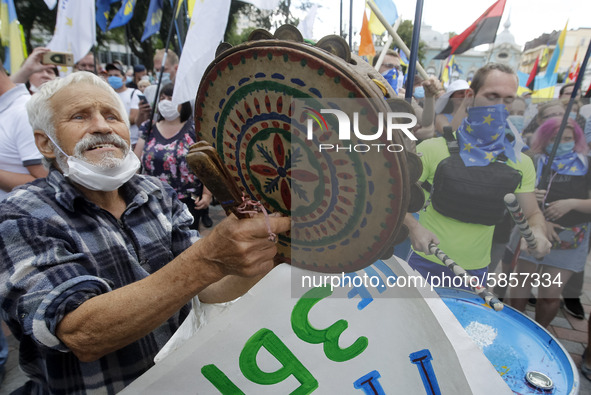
[0,168,198,394]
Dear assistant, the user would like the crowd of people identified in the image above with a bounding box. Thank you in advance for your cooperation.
[0,41,590,392]
[379,56,591,381]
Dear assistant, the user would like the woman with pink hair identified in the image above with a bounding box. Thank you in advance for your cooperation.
[506,117,591,328]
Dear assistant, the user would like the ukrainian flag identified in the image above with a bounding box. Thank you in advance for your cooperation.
[545,22,568,76]
[516,70,531,96]
[0,0,27,74]
[533,22,567,100]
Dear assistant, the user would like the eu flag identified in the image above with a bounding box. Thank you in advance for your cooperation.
[109,0,137,30]
[141,0,163,42]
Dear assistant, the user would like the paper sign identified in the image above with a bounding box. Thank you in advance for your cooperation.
[122,257,510,394]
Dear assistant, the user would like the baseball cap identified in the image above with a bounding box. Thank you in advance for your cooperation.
[105,63,124,75]
[434,79,470,114]
[133,64,146,73]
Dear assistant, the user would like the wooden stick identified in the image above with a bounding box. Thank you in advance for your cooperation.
[366,0,428,79]
[503,193,537,250]
[428,243,504,311]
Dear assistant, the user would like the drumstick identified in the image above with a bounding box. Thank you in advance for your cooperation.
[428,243,504,311]
[503,193,537,251]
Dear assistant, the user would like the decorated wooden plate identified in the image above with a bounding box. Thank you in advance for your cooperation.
[194,30,412,273]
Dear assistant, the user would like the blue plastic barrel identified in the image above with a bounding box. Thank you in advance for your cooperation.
[437,288,579,394]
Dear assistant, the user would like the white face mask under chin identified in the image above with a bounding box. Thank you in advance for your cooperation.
[47,134,140,191]
[64,151,140,191]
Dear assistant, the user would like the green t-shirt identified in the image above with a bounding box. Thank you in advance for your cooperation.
[414,137,535,270]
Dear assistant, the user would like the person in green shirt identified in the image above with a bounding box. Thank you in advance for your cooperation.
[403,63,551,289]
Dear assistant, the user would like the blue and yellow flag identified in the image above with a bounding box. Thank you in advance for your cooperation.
[441,55,454,86]
[398,48,408,68]
[109,0,137,30]
[368,0,398,35]
[546,21,568,77]
[0,0,27,74]
[142,0,163,42]
[96,0,114,32]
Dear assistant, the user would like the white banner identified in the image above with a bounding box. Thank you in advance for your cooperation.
[123,258,510,394]
[47,0,95,63]
[172,0,231,107]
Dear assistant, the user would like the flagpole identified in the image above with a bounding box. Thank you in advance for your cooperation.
[366,0,428,79]
[348,0,353,48]
[168,0,184,52]
[340,0,343,37]
[92,46,98,75]
[373,18,401,72]
[404,0,424,101]
[146,0,181,134]
[539,38,591,188]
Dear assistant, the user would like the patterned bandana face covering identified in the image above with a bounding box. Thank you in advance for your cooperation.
[537,149,588,178]
[457,103,519,167]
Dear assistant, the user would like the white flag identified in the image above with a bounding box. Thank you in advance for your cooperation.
[47,0,96,63]
[242,0,281,10]
[172,0,231,107]
[297,4,318,39]
[44,0,57,9]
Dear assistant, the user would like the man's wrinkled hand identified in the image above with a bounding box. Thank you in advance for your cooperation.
[197,213,291,278]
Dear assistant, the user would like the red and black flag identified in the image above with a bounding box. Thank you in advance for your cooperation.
[434,0,507,59]
[526,55,540,91]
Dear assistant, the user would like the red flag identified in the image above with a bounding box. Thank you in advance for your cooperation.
[359,10,375,57]
[567,48,580,83]
[434,0,506,59]
[526,55,540,91]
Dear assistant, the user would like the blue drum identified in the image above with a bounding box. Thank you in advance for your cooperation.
[437,288,579,394]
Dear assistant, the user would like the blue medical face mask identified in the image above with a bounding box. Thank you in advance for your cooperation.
[108,76,123,90]
[545,141,575,157]
[568,112,577,120]
[414,86,425,99]
[126,76,132,84]
[507,115,525,133]
[159,72,171,85]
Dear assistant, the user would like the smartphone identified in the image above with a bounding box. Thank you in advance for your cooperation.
[42,51,74,67]
[137,94,148,104]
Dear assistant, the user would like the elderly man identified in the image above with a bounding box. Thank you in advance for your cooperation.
[0,72,289,393]
[404,63,551,287]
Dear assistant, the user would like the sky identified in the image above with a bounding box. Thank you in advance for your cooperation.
[305,0,591,49]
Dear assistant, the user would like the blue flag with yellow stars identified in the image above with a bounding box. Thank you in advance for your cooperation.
[141,0,163,42]
[536,152,588,180]
[109,0,137,30]
[382,67,402,94]
[457,103,519,167]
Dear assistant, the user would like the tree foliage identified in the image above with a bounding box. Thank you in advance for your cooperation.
[13,0,57,51]
[224,0,314,45]
[394,19,426,65]
[14,0,189,70]
[14,0,319,69]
